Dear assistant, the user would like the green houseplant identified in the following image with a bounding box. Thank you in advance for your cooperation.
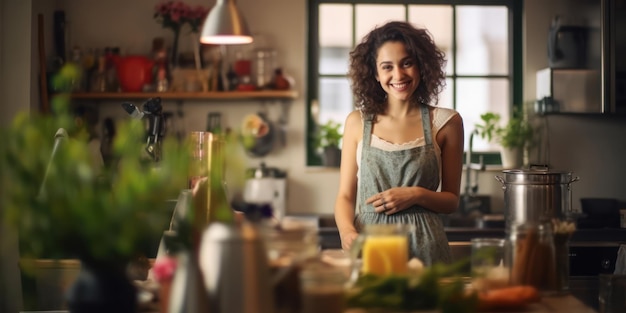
[314,120,343,167]
[475,111,534,168]
[0,64,191,312]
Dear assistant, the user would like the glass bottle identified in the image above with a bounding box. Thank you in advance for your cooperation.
[188,131,209,190]
[205,133,234,224]
[191,132,233,225]
[90,55,108,92]
[506,222,558,292]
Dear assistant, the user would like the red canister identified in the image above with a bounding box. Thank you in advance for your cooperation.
[115,55,155,92]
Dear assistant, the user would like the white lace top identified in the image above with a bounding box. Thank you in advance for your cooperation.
[356,106,459,177]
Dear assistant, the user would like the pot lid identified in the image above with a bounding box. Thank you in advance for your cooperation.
[500,165,578,184]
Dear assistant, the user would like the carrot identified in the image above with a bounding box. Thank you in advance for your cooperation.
[476,285,540,312]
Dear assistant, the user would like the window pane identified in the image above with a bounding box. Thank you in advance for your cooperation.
[456,6,508,75]
[318,77,353,126]
[355,4,405,42]
[408,5,454,74]
[439,79,454,109]
[319,4,353,47]
[319,47,351,75]
[455,78,510,151]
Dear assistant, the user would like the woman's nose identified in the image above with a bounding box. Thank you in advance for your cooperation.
[392,67,406,78]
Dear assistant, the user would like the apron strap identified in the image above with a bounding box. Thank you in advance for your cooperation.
[420,105,433,146]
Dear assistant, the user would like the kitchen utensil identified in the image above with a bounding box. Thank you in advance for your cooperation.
[115,55,155,92]
[241,112,276,157]
[495,165,580,227]
[206,112,222,133]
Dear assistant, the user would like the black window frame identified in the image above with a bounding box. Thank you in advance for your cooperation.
[306,0,524,166]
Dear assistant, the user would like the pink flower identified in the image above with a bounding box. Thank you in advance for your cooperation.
[154,0,210,33]
[152,256,177,283]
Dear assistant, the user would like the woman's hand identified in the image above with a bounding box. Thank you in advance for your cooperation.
[366,187,418,215]
[340,230,359,251]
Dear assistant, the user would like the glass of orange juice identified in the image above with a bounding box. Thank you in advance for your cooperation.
[350,223,412,277]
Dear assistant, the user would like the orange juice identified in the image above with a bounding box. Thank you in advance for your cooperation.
[361,235,408,276]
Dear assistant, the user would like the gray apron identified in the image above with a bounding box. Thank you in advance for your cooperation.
[355,104,451,266]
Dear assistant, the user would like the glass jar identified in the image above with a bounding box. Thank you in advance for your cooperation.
[506,222,558,292]
[253,48,277,89]
[471,238,509,291]
[299,258,348,313]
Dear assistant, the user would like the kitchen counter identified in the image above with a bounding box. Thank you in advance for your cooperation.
[345,294,597,313]
[318,226,626,250]
[21,294,597,313]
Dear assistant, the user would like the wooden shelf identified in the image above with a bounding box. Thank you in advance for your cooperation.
[68,90,298,101]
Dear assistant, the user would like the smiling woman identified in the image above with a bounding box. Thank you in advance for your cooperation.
[307,0,521,166]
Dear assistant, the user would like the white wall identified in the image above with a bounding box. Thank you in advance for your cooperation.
[53,0,341,215]
[0,0,32,311]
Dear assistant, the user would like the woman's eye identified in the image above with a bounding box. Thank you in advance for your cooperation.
[403,60,414,67]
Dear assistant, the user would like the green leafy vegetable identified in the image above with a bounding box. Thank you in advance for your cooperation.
[346,259,478,313]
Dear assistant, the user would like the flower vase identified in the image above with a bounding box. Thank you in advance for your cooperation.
[322,146,341,167]
[66,259,136,313]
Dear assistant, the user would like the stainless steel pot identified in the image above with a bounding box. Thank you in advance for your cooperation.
[495,166,580,226]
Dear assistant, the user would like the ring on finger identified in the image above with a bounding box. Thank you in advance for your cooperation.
[383,203,388,211]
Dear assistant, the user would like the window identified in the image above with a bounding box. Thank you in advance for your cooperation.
[306,0,523,166]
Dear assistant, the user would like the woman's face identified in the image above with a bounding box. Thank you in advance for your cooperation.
[375,41,420,102]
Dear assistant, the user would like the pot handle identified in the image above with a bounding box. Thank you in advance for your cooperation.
[495,175,506,190]
[529,163,550,171]
[570,176,581,184]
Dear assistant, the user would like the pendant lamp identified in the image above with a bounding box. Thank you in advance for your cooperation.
[200,0,253,45]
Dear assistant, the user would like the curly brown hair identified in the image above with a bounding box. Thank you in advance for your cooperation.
[348,21,447,116]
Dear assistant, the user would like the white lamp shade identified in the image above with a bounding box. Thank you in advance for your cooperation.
[200,0,253,45]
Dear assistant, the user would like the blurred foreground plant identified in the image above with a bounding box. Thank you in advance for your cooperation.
[0,65,190,264]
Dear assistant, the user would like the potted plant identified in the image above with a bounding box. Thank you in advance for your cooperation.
[475,110,534,168]
[0,66,190,312]
[314,120,343,167]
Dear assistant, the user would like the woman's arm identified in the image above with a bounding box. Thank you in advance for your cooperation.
[334,111,362,250]
[418,112,465,214]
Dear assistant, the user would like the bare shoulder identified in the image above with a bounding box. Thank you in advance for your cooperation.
[343,110,363,143]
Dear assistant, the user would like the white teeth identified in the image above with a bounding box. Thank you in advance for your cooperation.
[391,83,408,89]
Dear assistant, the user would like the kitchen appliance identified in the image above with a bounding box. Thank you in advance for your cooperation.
[495,166,580,227]
[243,163,287,221]
[536,67,601,114]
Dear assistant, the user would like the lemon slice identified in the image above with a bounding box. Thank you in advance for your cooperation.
[362,236,408,276]
[373,247,394,275]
